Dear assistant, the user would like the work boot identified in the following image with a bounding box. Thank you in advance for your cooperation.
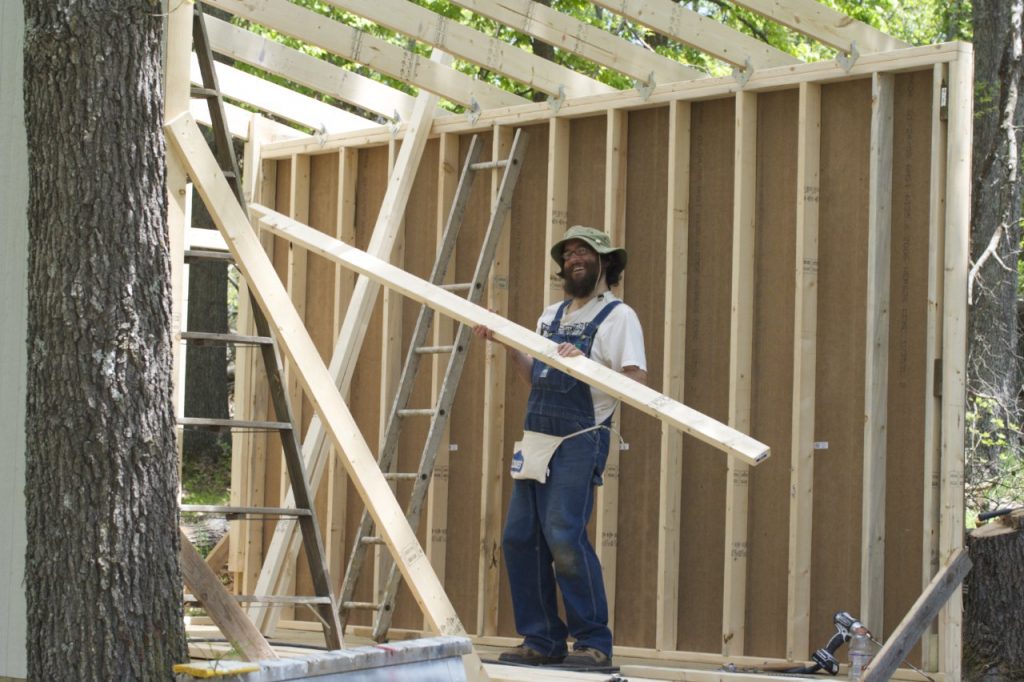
[497,644,565,666]
[562,645,612,668]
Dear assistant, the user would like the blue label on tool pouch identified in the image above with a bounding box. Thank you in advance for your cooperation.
[511,450,524,473]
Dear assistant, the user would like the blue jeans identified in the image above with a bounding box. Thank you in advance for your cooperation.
[502,413,612,658]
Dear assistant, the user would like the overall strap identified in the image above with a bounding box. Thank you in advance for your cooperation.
[582,299,622,338]
[546,298,573,336]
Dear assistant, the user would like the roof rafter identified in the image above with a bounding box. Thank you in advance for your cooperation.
[204,15,426,122]
[191,54,378,133]
[428,0,704,86]
[322,0,616,98]
[590,0,800,69]
[205,0,528,109]
[732,0,909,54]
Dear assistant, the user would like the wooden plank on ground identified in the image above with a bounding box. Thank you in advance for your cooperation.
[861,72,894,634]
[785,81,821,661]
[252,204,771,464]
[862,549,971,682]
[253,65,447,635]
[656,99,689,652]
[205,0,527,110]
[179,529,278,662]
[723,90,756,656]
[167,112,489,682]
[939,47,973,682]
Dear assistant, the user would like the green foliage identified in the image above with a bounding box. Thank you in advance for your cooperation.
[965,396,1024,526]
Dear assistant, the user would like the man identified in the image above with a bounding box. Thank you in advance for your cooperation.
[474,225,647,669]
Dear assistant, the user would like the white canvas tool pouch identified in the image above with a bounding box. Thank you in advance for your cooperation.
[510,425,604,483]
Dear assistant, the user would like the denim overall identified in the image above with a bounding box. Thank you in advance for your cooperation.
[502,298,620,658]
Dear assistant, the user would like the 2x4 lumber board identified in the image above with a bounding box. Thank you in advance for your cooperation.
[862,549,971,682]
[590,0,799,70]
[323,0,614,100]
[939,49,972,681]
[205,0,526,110]
[730,0,909,55]
[597,109,628,631]
[921,62,948,671]
[785,81,820,661]
[259,43,965,160]
[545,118,570,306]
[478,127,513,636]
[445,0,702,85]
[252,203,771,464]
[179,530,278,662]
[189,54,375,134]
[166,114,489,682]
[327,147,359,597]
[428,134,460,615]
[861,72,894,634]
[166,0,191,463]
[252,75,445,635]
[656,99,690,652]
[723,91,756,656]
[204,16,421,122]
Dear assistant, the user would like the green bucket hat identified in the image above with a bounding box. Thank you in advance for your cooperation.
[550,225,627,270]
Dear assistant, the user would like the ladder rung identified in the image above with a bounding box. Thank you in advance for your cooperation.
[184,593,331,605]
[383,472,422,481]
[177,417,292,431]
[342,601,385,611]
[414,345,455,355]
[440,282,473,293]
[397,408,436,418]
[180,505,312,518]
[181,331,273,346]
[360,536,386,545]
[190,86,220,99]
[470,158,510,171]
[185,249,234,264]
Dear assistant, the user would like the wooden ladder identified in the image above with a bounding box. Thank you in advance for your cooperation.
[179,3,343,650]
[338,130,529,640]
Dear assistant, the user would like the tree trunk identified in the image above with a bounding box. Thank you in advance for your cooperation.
[967,0,1024,507]
[964,513,1024,680]
[23,1,187,679]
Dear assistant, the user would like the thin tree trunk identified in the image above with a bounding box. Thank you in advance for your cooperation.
[967,0,1024,508]
[23,1,187,679]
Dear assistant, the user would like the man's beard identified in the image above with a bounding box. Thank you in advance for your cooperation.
[563,260,600,298]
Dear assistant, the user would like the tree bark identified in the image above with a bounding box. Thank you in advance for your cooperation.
[23,1,187,679]
[968,0,1024,505]
[964,514,1024,680]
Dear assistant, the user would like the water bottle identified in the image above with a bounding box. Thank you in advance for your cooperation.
[848,631,873,680]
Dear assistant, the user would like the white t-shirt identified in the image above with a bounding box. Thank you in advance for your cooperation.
[535,292,647,424]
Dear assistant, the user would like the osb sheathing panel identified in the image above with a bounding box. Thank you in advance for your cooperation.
[677,96,734,653]
[747,89,799,658]
[812,78,871,638]
[616,106,669,649]
[883,69,932,662]
[497,122,550,637]
[238,71,942,656]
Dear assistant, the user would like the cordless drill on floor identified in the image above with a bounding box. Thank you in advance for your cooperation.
[786,611,870,675]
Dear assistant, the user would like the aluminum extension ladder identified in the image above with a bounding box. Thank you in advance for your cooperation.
[338,129,529,641]
[178,3,343,650]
